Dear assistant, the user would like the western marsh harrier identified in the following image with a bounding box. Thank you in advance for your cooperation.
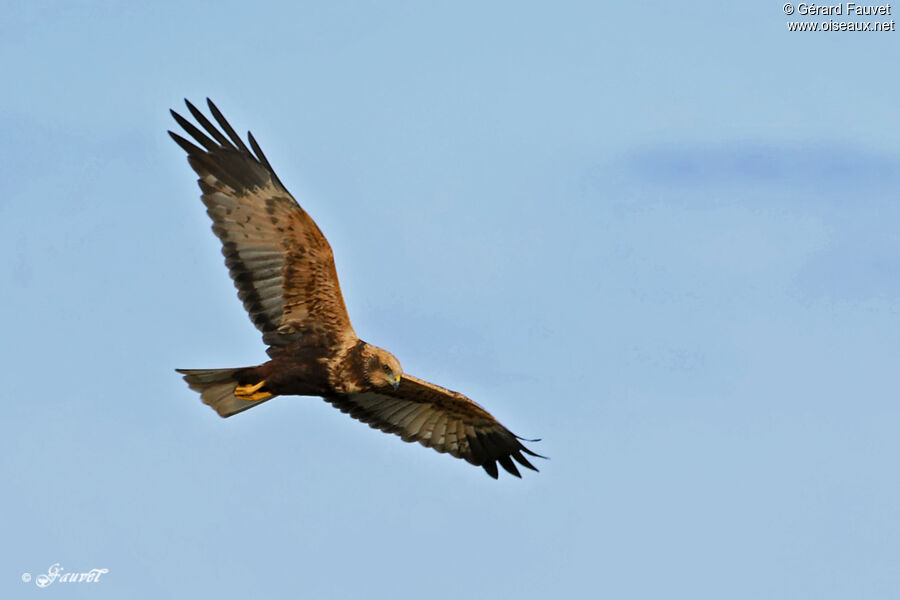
[171,99,541,478]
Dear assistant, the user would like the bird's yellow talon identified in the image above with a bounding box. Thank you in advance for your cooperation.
[234,380,272,402]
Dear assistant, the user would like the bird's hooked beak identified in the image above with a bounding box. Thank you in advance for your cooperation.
[391,374,401,390]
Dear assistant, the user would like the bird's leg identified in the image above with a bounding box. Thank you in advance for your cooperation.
[234,380,273,402]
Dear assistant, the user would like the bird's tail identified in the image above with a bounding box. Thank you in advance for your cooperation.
[176,367,276,418]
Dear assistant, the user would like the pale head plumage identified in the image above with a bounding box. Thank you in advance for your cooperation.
[361,344,403,390]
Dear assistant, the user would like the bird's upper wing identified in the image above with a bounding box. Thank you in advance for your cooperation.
[170,99,356,353]
[326,374,543,478]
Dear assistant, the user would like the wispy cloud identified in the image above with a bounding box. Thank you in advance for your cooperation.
[579,140,900,303]
[624,141,899,193]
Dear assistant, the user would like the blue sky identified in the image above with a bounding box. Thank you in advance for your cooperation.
[2,2,899,598]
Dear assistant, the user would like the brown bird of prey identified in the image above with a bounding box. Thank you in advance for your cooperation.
[170,99,541,478]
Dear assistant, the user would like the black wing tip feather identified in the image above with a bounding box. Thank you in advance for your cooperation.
[497,455,522,478]
[170,98,283,193]
[203,98,251,153]
[185,99,233,148]
[515,435,548,460]
[478,434,544,480]
[168,130,202,155]
[171,99,242,153]
[206,97,221,115]
[246,129,285,189]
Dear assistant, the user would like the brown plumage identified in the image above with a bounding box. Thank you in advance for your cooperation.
[171,99,542,478]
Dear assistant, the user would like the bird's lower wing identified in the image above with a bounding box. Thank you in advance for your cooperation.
[325,374,542,478]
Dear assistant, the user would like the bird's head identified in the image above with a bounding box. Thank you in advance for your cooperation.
[363,345,403,390]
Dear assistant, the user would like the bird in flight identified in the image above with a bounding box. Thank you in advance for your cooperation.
[170,99,542,478]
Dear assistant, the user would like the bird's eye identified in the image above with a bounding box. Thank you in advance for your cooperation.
[383,364,392,373]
